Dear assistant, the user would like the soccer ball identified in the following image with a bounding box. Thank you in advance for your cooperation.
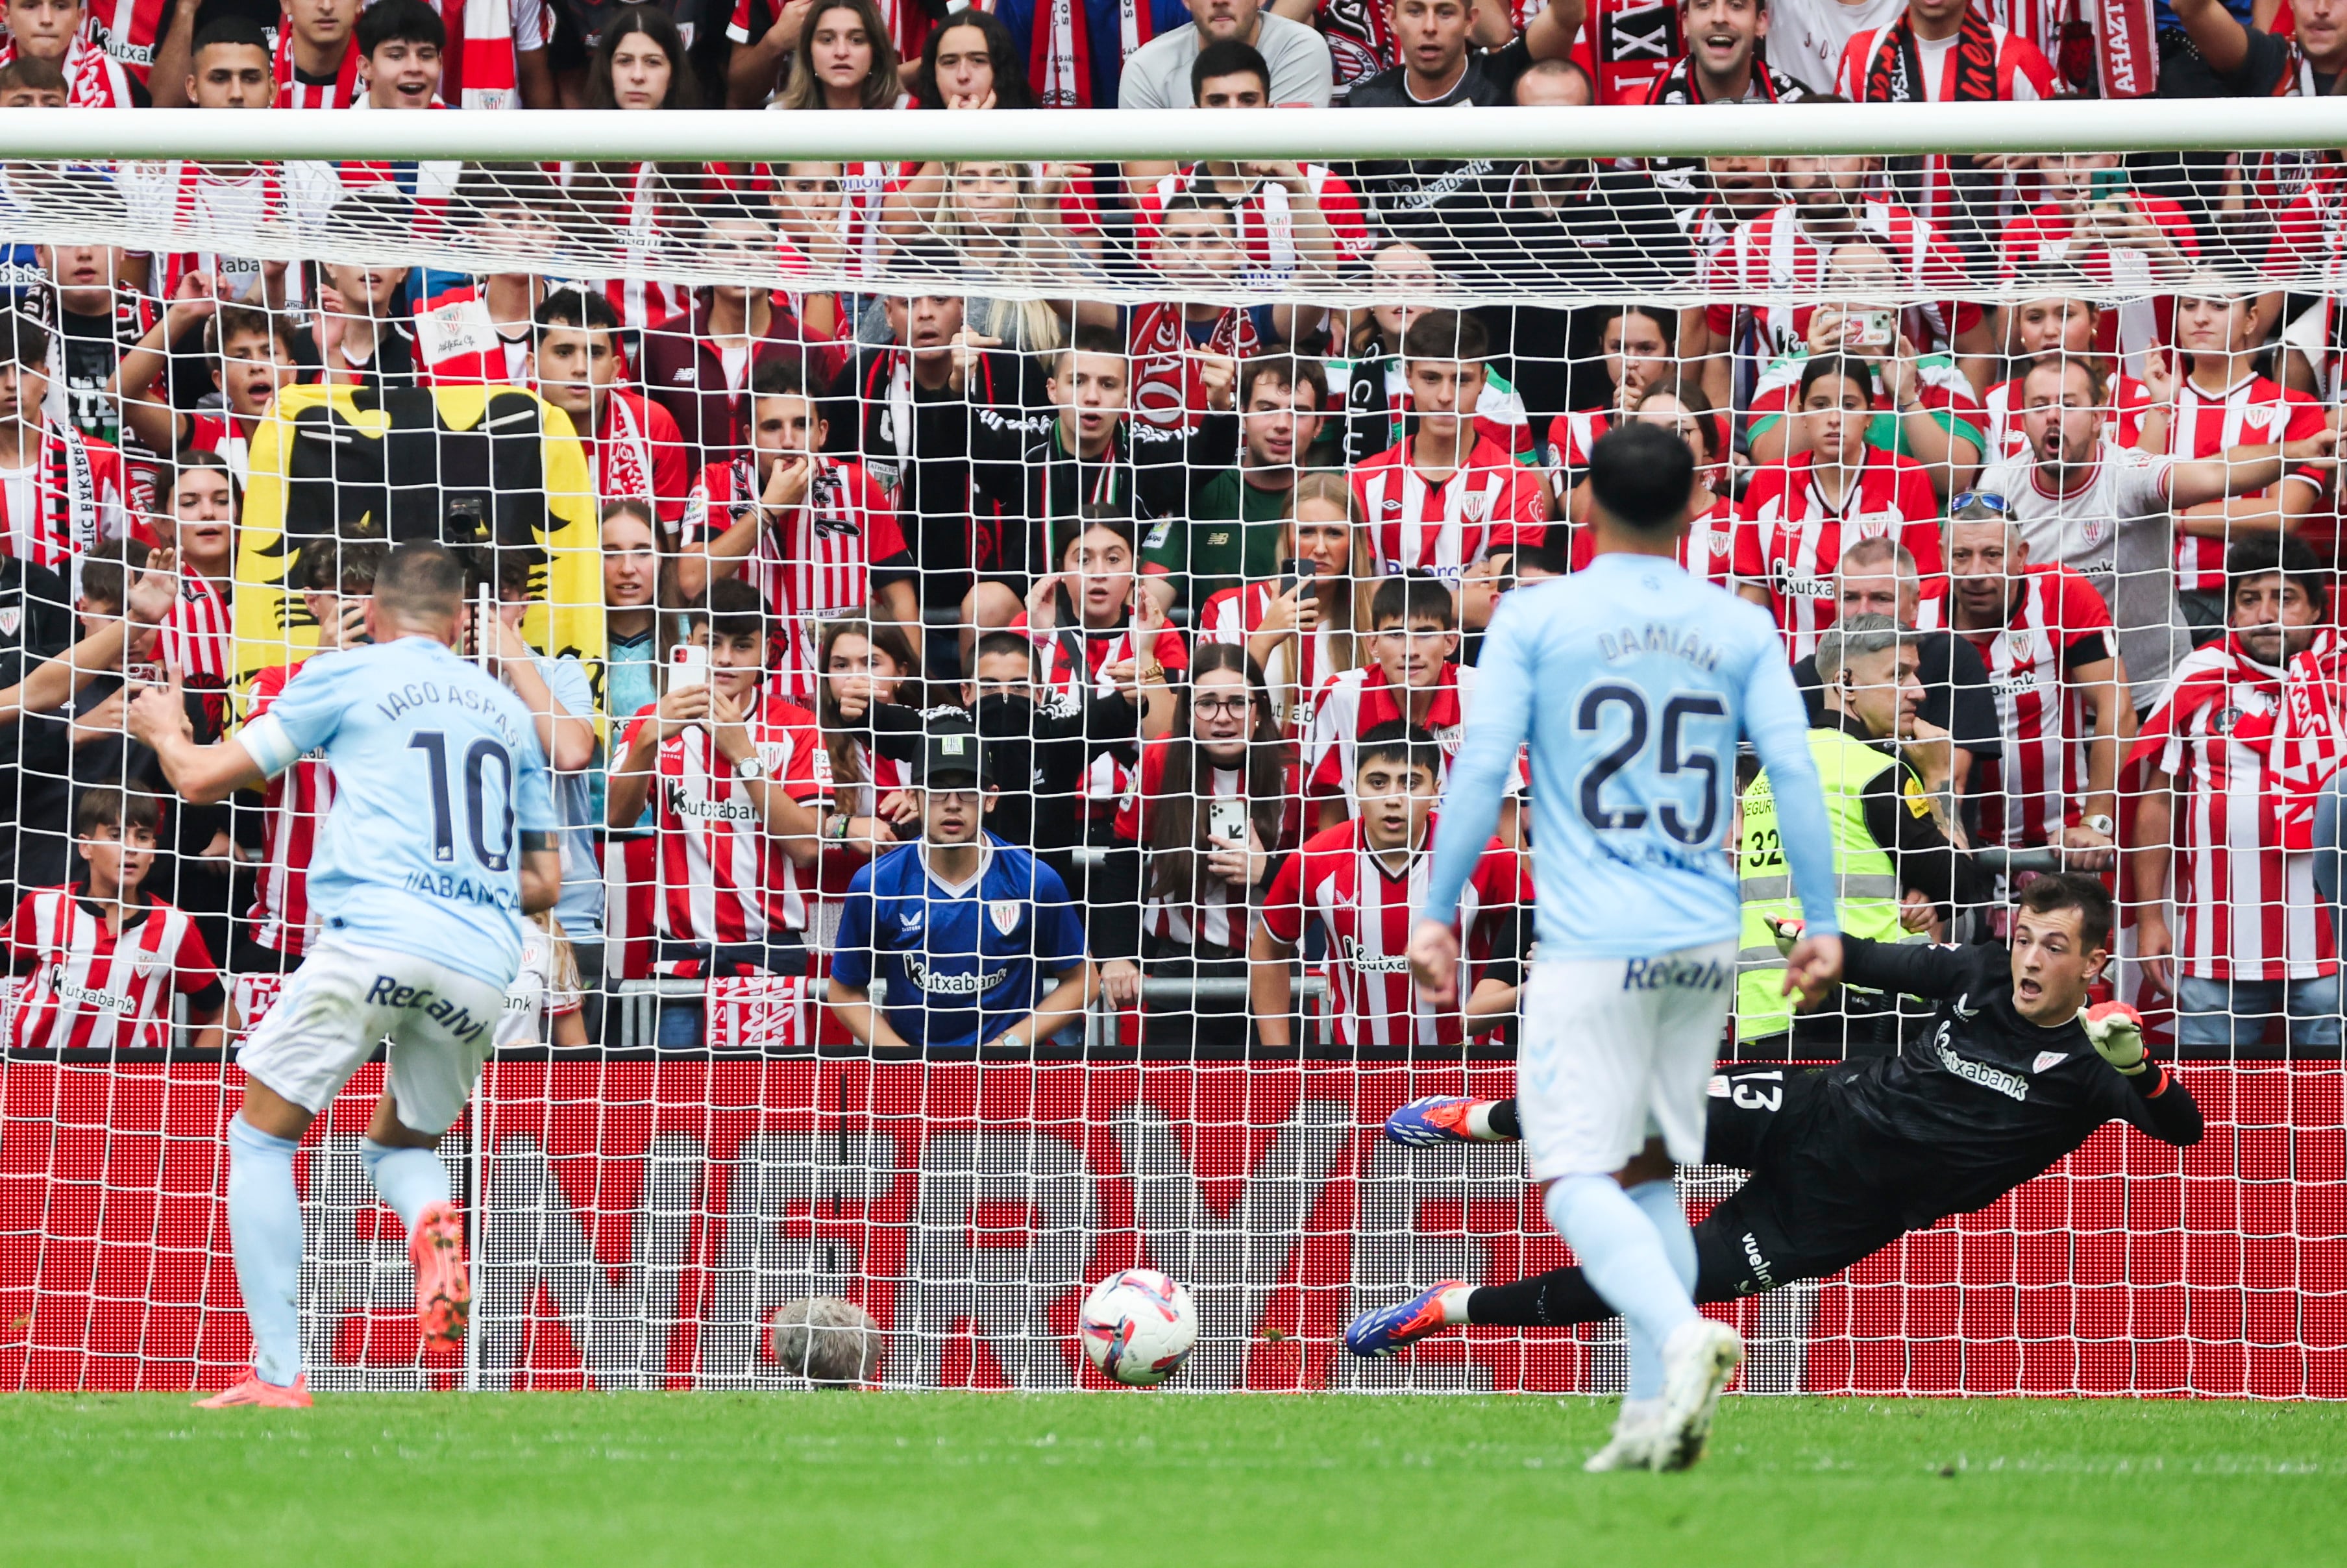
[1078,1268,1196,1387]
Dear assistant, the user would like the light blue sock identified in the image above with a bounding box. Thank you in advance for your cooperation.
[361,1138,449,1232]
[226,1116,305,1388]
[1545,1174,1701,1401]
[1622,1179,1700,1400]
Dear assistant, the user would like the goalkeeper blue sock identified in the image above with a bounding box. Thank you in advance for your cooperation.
[1544,1174,1699,1402]
[361,1138,448,1232]
[1622,1178,1699,1401]
[225,1115,305,1388]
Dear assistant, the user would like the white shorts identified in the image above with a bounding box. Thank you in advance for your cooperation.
[237,935,508,1137]
[1516,938,1736,1180]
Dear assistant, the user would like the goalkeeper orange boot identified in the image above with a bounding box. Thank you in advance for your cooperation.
[410,1199,470,1353]
[195,1373,312,1409]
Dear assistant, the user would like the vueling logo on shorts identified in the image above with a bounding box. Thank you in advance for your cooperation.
[365,976,491,1044]
[1620,956,1729,992]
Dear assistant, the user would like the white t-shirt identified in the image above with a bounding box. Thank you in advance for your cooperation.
[497,917,580,1049]
[1981,441,2185,705]
[1765,0,1904,93]
[1118,15,1334,109]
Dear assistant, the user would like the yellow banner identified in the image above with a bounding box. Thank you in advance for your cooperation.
[232,384,604,724]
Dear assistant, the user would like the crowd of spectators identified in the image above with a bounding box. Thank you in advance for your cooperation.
[1,0,2346,1056]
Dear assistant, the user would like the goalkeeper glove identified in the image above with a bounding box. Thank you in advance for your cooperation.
[2080,1001,2147,1075]
[1762,914,1805,956]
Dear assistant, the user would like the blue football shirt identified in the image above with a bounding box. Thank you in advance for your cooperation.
[829,836,1088,1049]
[1424,554,1843,960]
[239,635,559,988]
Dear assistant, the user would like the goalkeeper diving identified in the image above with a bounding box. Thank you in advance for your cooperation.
[1353,872,2203,1352]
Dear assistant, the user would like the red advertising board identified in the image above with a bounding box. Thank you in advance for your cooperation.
[2,1059,2341,1396]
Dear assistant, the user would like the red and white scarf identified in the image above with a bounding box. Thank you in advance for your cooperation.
[273,29,363,109]
[441,0,520,109]
[593,391,657,507]
[0,32,134,107]
[1128,300,1259,429]
[1033,0,1154,108]
[0,421,105,571]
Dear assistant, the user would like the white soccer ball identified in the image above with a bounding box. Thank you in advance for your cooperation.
[1078,1268,1196,1387]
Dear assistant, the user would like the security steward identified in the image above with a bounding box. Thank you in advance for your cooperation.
[1737,613,1982,1057]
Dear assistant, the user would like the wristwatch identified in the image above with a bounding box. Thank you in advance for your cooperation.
[2083,814,2115,839]
[735,753,767,782]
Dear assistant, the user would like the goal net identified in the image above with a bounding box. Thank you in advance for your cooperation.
[0,105,2342,1397]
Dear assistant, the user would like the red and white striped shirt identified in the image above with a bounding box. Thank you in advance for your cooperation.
[1700,200,1980,363]
[618,693,828,955]
[1305,661,1513,814]
[2142,637,2339,982]
[572,162,698,328]
[1732,448,1946,660]
[1132,164,1374,286]
[680,454,909,703]
[1353,436,1547,582]
[2157,371,2328,592]
[241,661,336,957]
[1980,371,2152,462]
[1196,579,1343,738]
[1566,495,1739,587]
[1259,817,1525,1047]
[1111,737,1301,953]
[1917,564,2114,849]
[5,885,221,1051]
[158,574,233,729]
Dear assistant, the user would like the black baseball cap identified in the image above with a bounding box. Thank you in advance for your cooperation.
[914,720,985,787]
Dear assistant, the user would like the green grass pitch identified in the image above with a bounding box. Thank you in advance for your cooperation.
[4,1391,2342,1566]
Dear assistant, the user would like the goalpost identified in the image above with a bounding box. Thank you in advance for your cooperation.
[0,103,2341,1397]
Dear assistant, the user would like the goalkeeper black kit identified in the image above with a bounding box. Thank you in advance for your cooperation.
[1468,938,2204,1326]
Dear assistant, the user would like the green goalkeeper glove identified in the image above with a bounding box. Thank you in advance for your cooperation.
[2080,1001,2147,1076]
[1762,914,1804,957]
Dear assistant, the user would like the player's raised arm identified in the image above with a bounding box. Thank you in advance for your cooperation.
[1739,646,1846,1003]
[1412,589,1534,1005]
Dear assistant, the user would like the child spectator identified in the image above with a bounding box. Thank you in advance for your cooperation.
[114,300,300,488]
[1307,573,1510,833]
[605,578,828,1007]
[1351,310,1549,588]
[5,786,224,1050]
[1253,721,1525,1049]
[826,719,1093,1051]
[0,0,139,107]
[1734,356,1947,661]
[676,355,916,700]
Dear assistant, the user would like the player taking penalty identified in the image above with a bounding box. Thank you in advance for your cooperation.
[127,543,561,1408]
[1405,423,1846,1474]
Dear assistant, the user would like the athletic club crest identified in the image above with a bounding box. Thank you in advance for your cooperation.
[988,901,1022,936]
[2008,630,2035,662]
[0,607,18,638]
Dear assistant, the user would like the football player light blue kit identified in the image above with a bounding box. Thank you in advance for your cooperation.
[1419,552,1841,1456]
[830,837,1088,1049]
[227,633,557,1391]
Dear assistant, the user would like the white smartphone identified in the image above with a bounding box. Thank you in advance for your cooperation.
[668,643,710,691]
[1847,309,1896,352]
[1207,797,1250,847]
